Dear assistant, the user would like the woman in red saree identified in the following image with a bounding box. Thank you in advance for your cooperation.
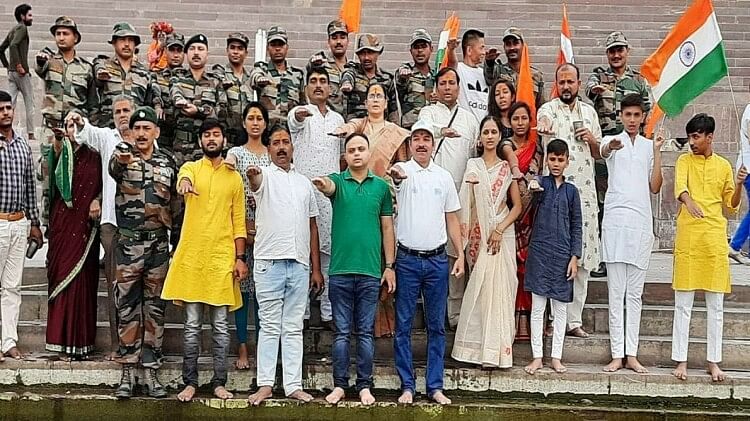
[501,102,543,340]
[45,119,102,360]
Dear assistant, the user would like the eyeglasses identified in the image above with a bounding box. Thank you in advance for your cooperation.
[367,93,385,100]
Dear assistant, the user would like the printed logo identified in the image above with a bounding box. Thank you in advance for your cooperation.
[679,41,696,67]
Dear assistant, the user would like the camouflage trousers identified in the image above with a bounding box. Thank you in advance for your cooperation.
[39,127,57,227]
[114,233,169,368]
[173,129,203,169]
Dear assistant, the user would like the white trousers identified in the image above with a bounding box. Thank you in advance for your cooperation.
[606,262,646,358]
[567,269,589,330]
[0,218,28,353]
[671,290,724,363]
[531,293,567,359]
[304,252,332,322]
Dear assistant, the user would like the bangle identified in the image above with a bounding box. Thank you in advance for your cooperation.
[235,255,244,260]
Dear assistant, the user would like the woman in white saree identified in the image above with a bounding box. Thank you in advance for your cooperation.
[452,116,522,368]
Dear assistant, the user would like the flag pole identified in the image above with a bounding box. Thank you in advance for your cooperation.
[726,70,744,166]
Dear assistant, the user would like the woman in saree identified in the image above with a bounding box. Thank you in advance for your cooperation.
[502,102,544,340]
[333,83,409,338]
[45,117,102,360]
[452,116,522,368]
[225,101,271,369]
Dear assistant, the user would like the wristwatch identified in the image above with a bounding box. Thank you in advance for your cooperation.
[235,255,244,261]
[384,263,395,270]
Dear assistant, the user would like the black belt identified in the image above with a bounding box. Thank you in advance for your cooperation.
[398,243,445,258]
[118,227,168,241]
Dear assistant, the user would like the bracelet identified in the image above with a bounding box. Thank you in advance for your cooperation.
[235,255,245,260]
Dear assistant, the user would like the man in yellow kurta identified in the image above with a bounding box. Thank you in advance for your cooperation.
[672,113,746,383]
[161,119,247,402]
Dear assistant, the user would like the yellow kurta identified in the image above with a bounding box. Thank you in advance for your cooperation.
[161,158,247,311]
[673,153,739,293]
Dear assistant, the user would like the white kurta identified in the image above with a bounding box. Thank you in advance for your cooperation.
[600,132,654,270]
[537,98,602,271]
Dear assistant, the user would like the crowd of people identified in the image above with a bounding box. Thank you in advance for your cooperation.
[1,2,748,406]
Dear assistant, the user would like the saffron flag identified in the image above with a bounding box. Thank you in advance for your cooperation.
[516,43,538,150]
[641,0,727,117]
[435,13,460,70]
[339,0,362,33]
[551,3,574,99]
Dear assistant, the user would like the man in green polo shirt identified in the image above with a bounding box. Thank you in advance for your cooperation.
[311,133,396,406]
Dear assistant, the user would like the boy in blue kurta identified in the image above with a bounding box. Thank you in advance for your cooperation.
[524,139,582,375]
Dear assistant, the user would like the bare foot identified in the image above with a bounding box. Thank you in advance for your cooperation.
[288,389,313,403]
[524,358,543,375]
[58,353,71,362]
[248,386,273,406]
[235,344,250,370]
[551,358,567,373]
[214,386,233,400]
[707,362,727,382]
[325,387,345,404]
[359,388,376,405]
[566,327,589,338]
[430,390,451,405]
[625,356,649,374]
[104,351,118,361]
[672,362,688,381]
[177,385,196,402]
[603,358,624,372]
[4,347,23,360]
[397,390,413,404]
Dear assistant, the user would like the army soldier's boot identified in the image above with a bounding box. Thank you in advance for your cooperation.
[144,368,168,398]
[115,364,135,399]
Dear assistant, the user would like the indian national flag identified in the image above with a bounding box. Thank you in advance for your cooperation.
[551,3,574,99]
[641,0,728,117]
[435,13,460,70]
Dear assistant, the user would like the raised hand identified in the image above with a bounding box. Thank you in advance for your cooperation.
[246,165,262,177]
[178,178,198,196]
[388,166,407,181]
[295,107,313,122]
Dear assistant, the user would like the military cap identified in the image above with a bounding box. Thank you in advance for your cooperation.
[109,22,141,46]
[165,33,185,49]
[503,27,524,42]
[185,33,209,50]
[327,20,348,36]
[410,120,433,138]
[50,16,81,44]
[129,106,158,128]
[267,26,288,44]
[606,31,629,49]
[226,32,249,48]
[355,33,384,54]
[410,29,432,46]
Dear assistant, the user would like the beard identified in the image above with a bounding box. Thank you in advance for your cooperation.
[202,145,222,158]
[559,92,577,105]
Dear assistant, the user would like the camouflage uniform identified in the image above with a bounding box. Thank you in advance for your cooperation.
[307,20,354,117]
[94,23,160,128]
[586,66,651,136]
[395,30,435,129]
[484,27,546,109]
[213,32,253,148]
[35,16,97,225]
[152,33,187,153]
[342,34,397,122]
[108,107,179,368]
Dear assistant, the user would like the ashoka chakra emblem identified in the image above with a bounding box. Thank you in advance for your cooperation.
[679,41,696,67]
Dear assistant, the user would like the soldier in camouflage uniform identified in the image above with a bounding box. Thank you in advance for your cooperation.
[170,34,227,168]
[213,32,253,148]
[341,34,398,123]
[308,20,354,117]
[94,22,161,128]
[396,29,434,129]
[484,27,545,109]
[34,16,97,226]
[249,26,305,129]
[108,106,179,399]
[585,31,652,278]
[152,33,186,154]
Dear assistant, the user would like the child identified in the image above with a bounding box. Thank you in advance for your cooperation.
[523,139,582,374]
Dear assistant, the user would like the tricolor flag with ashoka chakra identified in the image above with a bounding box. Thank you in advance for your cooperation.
[641,0,728,117]
[551,3,574,99]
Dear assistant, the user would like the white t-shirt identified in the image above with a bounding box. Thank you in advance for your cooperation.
[456,62,488,122]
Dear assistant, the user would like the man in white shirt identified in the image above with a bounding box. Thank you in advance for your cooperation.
[246,126,324,406]
[599,94,664,374]
[288,66,345,328]
[417,66,478,328]
[729,104,750,263]
[537,63,602,338]
[387,120,465,406]
[67,95,134,359]
[447,29,488,121]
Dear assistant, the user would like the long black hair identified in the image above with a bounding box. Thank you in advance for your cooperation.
[240,101,270,146]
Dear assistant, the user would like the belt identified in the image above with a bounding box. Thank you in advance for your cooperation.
[0,212,24,222]
[398,243,445,258]
[118,227,168,241]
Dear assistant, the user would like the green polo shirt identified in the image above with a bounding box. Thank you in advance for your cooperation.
[329,169,393,279]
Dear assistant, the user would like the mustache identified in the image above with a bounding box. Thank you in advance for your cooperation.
[136,137,147,142]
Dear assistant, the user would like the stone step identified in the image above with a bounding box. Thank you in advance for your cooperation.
[14,321,750,370]
[586,277,750,307]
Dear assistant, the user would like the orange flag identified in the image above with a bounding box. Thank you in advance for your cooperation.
[436,13,460,69]
[516,43,538,149]
[644,104,665,138]
[551,3,574,99]
[339,0,362,33]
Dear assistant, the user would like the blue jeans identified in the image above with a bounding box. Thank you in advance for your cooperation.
[329,274,380,391]
[393,249,449,396]
[730,176,750,251]
[235,290,261,344]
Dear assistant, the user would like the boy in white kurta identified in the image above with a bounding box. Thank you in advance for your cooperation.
[599,95,664,374]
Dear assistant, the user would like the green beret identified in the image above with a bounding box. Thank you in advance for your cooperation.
[129,106,158,128]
